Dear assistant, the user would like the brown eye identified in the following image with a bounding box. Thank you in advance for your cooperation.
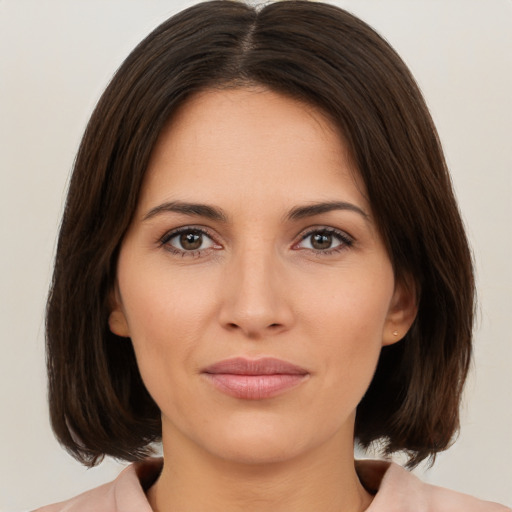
[311,233,333,250]
[163,228,217,254]
[180,232,203,250]
[296,228,352,253]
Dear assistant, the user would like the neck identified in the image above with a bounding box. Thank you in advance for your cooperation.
[148,426,372,512]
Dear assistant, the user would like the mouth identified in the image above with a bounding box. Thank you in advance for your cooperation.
[201,357,309,400]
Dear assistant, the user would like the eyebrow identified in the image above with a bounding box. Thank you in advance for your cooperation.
[143,200,369,224]
[143,201,228,222]
[286,201,369,221]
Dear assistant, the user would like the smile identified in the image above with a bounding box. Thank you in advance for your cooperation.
[201,357,310,400]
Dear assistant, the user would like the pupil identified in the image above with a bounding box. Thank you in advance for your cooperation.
[312,233,332,250]
[180,232,202,250]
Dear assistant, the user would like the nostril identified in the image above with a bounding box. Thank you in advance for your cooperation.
[224,322,282,332]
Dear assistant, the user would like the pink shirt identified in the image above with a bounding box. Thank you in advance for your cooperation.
[34,458,510,511]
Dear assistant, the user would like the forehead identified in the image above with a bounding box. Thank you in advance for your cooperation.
[139,87,367,215]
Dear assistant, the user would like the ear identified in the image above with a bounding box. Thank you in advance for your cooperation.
[108,284,131,338]
[382,276,418,346]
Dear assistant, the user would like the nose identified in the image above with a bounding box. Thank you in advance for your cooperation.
[218,245,294,339]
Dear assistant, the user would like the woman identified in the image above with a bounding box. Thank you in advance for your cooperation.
[34,1,509,510]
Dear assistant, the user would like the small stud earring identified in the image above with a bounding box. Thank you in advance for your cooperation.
[392,330,398,336]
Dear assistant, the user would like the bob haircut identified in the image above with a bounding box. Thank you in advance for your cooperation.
[46,0,474,469]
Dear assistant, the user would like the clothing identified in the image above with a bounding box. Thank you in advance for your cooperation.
[34,458,510,512]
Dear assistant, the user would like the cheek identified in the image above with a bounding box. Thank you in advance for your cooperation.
[307,321,384,425]
[118,251,218,339]
[303,262,394,341]
[303,265,394,393]
[119,285,205,422]
[115,256,230,407]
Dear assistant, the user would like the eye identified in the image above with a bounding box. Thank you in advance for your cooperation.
[295,228,353,253]
[160,227,220,255]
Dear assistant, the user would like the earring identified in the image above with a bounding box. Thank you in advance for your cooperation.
[392,330,398,336]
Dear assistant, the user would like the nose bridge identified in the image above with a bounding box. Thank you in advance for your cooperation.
[219,237,292,336]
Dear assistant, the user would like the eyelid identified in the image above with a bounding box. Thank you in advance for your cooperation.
[158,225,223,255]
[157,224,353,257]
[292,226,354,252]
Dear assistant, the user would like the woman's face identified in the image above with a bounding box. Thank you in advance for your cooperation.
[109,87,415,465]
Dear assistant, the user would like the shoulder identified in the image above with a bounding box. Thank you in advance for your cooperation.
[357,460,511,512]
[32,459,161,512]
[31,458,510,512]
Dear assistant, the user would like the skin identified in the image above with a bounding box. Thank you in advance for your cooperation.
[109,87,417,512]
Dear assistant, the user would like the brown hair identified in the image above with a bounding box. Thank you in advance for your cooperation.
[46,0,474,468]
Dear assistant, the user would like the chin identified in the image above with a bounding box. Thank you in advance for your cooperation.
[196,416,330,467]
[212,436,308,466]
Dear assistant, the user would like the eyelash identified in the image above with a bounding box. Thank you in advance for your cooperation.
[295,227,354,255]
[158,226,354,257]
[159,226,221,258]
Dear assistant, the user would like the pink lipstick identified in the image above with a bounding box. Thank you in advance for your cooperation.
[202,357,309,400]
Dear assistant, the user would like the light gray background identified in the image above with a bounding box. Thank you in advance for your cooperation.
[1,0,511,510]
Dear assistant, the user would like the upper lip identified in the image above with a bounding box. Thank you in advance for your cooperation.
[202,357,309,375]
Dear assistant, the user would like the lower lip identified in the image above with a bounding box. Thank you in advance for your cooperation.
[203,373,308,400]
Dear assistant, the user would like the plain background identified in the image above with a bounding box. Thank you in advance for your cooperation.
[0,0,511,510]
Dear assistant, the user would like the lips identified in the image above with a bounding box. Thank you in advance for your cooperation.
[202,357,309,400]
